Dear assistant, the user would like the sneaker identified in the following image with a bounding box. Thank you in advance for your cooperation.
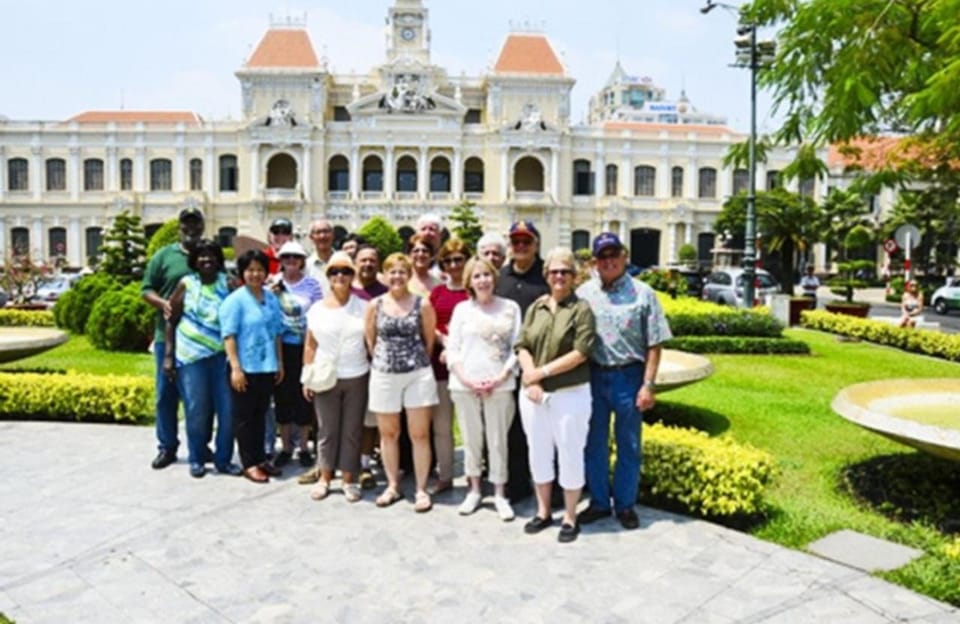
[189,463,206,478]
[523,515,554,535]
[576,505,611,525]
[458,490,483,515]
[215,463,243,476]
[558,522,580,543]
[359,469,376,490]
[151,450,177,470]
[617,508,640,530]
[494,496,515,522]
[274,450,293,467]
[297,467,321,485]
[298,449,314,468]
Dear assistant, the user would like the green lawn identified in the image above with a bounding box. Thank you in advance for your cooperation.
[658,328,960,605]
[0,334,153,377]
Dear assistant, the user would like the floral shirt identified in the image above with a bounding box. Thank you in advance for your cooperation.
[576,272,672,367]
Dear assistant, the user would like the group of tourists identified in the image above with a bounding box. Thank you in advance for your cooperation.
[142,209,671,543]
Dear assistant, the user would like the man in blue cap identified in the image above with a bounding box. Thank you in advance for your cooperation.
[576,232,672,529]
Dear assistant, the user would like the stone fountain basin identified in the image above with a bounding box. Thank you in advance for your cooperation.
[832,378,960,462]
[0,327,69,363]
[656,350,714,392]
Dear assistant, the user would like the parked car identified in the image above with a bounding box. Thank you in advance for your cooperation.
[673,267,705,298]
[930,278,960,315]
[702,267,781,306]
[34,274,81,304]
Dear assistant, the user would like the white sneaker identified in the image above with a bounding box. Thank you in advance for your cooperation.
[458,490,482,515]
[494,496,515,522]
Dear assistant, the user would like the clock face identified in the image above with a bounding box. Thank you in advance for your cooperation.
[401,27,416,41]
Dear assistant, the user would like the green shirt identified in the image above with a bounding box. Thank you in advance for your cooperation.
[516,293,595,392]
[141,242,191,343]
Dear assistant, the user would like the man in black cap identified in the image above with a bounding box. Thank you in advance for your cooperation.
[264,218,294,275]
[495,220,549,502]
[141,207,206,469]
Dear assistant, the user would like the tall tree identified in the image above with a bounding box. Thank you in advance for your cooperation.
[98,210,147,284]
[447,201,484,251]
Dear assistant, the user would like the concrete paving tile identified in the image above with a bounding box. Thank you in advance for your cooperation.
[835,574,956,620]
[754,591,897,623]
[809,529,924,572]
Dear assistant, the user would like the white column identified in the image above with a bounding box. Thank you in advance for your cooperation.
[106,147,118,192]
[418,147,428,199]
[68,217,82,267]
[619,155,630,197]
[452,148,462,200]
[0,146,6,202]
[719,166,732,199]
[69,147,80,201]
[249,149,259,197]
[204,141,215,194]
[500,149,509,200]
[594,154,605,198]
[668,222,677,263]
[301,146,311,202]
[31,147,43,200]
[384,146,394,198]
[32,217,44,262]
[686,161,697,199]
[618,220,627,244]
[550,150,559,200]
[350,148,360,200]
[174,148,185,192]
[685,221,693,245]
[658,155,670,199]
[134,148,146,192]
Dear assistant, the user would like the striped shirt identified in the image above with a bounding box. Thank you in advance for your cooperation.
[175,273,230,366]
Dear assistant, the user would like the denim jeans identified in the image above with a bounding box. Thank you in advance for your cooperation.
[177,352,233,466]
[585,363,645,512]
[154,342,181,454]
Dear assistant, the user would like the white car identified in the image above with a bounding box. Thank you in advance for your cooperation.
[701,267,781,306]
[931,278,960,316]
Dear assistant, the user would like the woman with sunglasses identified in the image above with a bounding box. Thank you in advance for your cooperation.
[303,252,369,502]
[272,241,323,469]
[364,253,438,512]
[516,248,595,543]
[406,233,442,297]
[425,238,472,495]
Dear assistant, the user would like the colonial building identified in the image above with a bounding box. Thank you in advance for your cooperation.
[0,0,812,269]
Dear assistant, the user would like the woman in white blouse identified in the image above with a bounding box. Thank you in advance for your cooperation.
[446,257,522,521]
[303,252,370,502]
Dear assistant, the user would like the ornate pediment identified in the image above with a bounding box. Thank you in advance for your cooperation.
[347,74,466,118]
[508,103,549,132]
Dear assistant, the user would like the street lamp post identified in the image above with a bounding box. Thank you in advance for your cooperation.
[701,0,775,308]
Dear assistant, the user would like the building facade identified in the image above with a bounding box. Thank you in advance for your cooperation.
[0,0,814,269]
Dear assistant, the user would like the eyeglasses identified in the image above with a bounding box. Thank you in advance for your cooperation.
[548,269,574,277]
[327,267,355,277]
[311,228,333,235]
[597,251,621,261]
[481,250,504,258]
[443,256,467,266]
[510,238,532,247]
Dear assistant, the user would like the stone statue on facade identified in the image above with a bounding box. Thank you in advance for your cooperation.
[379,74,436,113]
[266,99,297,126]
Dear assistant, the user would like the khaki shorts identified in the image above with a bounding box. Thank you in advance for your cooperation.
[368,366,439,414]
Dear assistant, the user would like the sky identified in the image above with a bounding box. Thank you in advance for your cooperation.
[0,0,780,133]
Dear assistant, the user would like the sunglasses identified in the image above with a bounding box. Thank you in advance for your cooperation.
[271,227,293,235]
[443,256,467,266]
[327,267,355,277]
[548,269,574,277]
[597,251,621,261]
[510,238,532,247]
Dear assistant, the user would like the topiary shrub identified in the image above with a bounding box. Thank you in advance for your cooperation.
[0,309,55,327]
[52,272,120,334]
[145,218,180,260]
[357,216,404,260]
[85,282,153,352]
[0,371,152,423]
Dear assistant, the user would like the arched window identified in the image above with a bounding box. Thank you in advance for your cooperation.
[219,154,238,191]
[189,158,203,191]
[328,155,349,192]
[464,157,484,193]
[698,167,717,199]
[11,227,30,256]
[572,159,593,195]
[513,156,544,192]
[84,158,104,191]
[265,153,297,189]
[605,164,618,196]
[8,158,28,191]
[150,158,172,191]
[572,229,590,251]
[766,170,781,190]
[429,156,451,193]
[120,158,133,190]
[634,165,656,196]
[396,155,417,192]
[671,166,684,198]
[85,226,103,265]
[362,155,383,191]
[49,227,67,257]
[732,168,749,195]
[46,158,66,191]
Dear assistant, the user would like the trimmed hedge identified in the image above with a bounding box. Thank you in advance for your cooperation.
[801,310,960,362]
[664,336,811,354]
[53,272,120,334]
[659,296,784,337]
[0,372,153,423]
[85,282,153,352]
[0,309,55,327]
[641,422,776,518]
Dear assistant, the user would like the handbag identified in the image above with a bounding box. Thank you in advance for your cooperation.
[301,317,343,393]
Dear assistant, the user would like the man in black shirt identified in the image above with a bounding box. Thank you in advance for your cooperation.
[495,220,549,502]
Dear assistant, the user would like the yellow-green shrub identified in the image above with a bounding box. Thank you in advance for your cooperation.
[0,309,55,327]
[640,422,776,517]
[801,310,960,362]
[0,372,153,424]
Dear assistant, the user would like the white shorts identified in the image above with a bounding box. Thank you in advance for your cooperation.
[368,366,439,414]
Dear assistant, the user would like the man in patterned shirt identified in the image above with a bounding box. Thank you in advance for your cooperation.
[575,232,672,530]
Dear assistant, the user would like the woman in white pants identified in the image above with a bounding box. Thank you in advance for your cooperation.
[447,257,522,521]
[516,248,596,543]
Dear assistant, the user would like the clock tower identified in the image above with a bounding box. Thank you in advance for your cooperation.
[386,0,430,65]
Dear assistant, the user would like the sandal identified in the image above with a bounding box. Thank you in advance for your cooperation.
[427,479,453,496]
[344,483,362,503]
[310,480,330,501]
[375,488,402,508]
[297,467,321,485]
[414,491,433,513]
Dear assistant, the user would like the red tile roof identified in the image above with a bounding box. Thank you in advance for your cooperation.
[493,34,564,75]
[246,28,320,68]
[67,111,202,124]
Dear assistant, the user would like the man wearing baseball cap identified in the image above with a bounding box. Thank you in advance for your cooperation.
[142,207,206,469]
[495,219,549,503]
[575,232,672,530]
[264,218,294,275]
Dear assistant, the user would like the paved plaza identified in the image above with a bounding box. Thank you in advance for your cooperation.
[0,421,956,623]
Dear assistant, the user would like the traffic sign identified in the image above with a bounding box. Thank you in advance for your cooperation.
[883,238,898,254]
[895,224,921,250]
